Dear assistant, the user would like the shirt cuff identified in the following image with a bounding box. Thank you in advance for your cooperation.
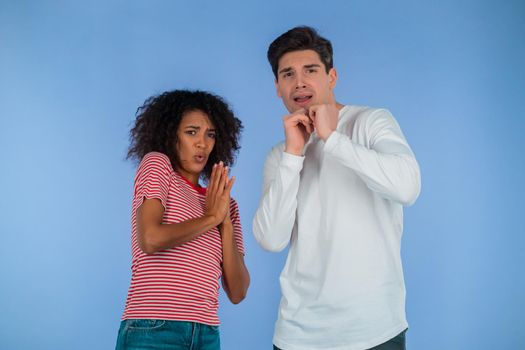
[281,151,305,172]
[323,130,344,155]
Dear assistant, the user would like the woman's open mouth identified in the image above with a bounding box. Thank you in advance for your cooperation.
[194,155,206,163]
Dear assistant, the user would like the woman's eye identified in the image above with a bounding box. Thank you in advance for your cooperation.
[185,130,196,135]
[208,133,216,139]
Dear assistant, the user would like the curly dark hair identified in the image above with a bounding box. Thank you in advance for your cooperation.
[268,26,333,79]
[127,89,243,182]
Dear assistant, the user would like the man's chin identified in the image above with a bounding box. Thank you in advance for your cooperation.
[290,104,311,114]
[294,99,317,112]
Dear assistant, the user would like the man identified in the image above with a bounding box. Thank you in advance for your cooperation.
[253,26,421,350]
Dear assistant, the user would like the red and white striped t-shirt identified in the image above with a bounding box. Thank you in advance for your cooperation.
[122,152,244,325]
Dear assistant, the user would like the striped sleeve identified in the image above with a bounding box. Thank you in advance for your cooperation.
[133,152,172,211]
[230,199,245,255]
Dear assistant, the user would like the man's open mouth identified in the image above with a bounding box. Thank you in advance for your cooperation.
[293,94,313,104]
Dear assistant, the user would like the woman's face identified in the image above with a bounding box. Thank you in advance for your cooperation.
[175,110,216,184]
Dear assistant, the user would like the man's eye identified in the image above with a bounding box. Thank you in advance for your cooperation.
[306,68,317,74]
[283,72,293,78]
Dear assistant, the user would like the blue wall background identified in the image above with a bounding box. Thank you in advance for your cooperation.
[1,1,524,349]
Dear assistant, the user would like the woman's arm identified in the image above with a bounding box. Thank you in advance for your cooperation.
[133,153,230,254]
[220,217,250,304]
[209,164,250,304]
[136,198,222,254]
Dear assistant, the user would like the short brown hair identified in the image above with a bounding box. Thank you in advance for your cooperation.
[267,26,333,79]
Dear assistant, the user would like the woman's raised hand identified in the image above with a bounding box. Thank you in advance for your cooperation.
[205,162,235,226]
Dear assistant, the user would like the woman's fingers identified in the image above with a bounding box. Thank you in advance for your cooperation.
[206,164,217,203]
[217,165,228,196]
[215,162,224,191]
[210,162,223,194]
[205,161,236,224]
[209,164,216,194]
[225,175,235,195]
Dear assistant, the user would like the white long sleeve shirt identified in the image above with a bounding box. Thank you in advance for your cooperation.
[253,105,421,350]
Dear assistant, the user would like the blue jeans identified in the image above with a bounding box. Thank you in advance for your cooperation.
[116,319,220,350]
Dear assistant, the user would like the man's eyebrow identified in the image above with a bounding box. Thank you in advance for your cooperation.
[304,64,321,69]
[278,67,293,75]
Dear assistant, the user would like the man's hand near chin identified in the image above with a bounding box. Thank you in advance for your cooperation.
[283,108,314,156]
[308,104,339,141]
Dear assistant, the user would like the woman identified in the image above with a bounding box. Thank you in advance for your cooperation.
[116,90,250,350]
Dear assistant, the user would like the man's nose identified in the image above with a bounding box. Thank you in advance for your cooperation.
[295,74,306,89]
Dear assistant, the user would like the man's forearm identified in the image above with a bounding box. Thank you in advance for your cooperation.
[324,131,421,205]
[253,150,303,252]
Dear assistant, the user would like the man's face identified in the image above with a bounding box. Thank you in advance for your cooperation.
[275,49,337,113]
